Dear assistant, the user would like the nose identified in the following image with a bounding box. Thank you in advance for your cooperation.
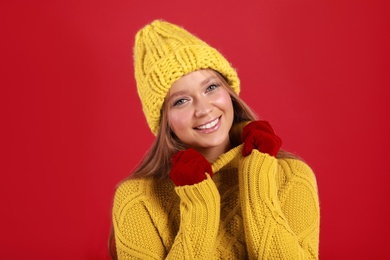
[194,98,213,117]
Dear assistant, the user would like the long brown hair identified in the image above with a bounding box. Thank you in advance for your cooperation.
[128,71,297,180]
[108,71,298,259]
[129,72,253,179]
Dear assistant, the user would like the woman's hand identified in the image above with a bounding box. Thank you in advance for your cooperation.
[170,148,213,186]
[241,120,282,157]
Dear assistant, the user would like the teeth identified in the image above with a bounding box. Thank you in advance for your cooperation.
[197,118,219,130]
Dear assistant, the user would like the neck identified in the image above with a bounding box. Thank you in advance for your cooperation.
[194,141,232,163]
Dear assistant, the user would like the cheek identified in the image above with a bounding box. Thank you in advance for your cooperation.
[168,110,190,133]
[215,91,234,113]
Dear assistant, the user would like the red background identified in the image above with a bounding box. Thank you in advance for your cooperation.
[1,0,389,259]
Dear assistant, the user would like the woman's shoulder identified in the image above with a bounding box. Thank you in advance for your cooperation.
[113,178,147,209]
[113,176,175,208]
[276,157,317,187]
[278,157,314,173]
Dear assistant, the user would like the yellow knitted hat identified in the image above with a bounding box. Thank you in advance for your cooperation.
[134,20,240,135]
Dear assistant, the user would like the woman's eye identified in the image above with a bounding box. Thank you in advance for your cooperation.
[206,84,218,92]
[173,99,186,107]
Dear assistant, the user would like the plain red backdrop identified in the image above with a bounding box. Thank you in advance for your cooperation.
[1,0,389,259]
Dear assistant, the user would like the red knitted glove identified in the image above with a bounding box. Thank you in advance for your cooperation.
[242,120,282,157]
[170,148,213,186]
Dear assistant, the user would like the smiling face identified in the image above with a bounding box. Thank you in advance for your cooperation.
[166,69,234,161]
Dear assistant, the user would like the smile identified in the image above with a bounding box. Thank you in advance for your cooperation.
[195,117,220,130]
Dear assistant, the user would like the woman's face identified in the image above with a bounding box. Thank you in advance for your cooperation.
[167,69,234,160]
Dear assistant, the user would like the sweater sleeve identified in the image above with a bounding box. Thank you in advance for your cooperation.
[167,174,221,259]
[238,149,320,260]
[112,176,220,260]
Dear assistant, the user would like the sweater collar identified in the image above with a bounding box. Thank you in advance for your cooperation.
[211,144,243,173]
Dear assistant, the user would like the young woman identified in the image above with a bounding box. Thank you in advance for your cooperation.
[110,20,320,259]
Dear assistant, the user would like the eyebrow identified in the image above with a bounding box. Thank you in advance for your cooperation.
[168,75,220,100]
[201,75,218,86]
[169,90,189,100]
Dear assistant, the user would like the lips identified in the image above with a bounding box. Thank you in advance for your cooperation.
[195,117,220,130]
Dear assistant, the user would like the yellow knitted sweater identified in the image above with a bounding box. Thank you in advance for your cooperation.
[112,145,320,259]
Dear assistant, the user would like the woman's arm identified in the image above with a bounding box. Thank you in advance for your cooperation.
[112,176,221,259]
[112,180,166,259]
[239,150,320,259]
[168,175,220,259]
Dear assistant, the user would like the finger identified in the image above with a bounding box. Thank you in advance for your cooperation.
[171,150,184,164]
[259,121,275,134]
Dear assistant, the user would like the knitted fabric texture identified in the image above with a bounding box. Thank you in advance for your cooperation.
[134,20,240,135]
[112,145,320,259]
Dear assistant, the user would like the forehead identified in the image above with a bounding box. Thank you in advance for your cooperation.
[170,69,219,91]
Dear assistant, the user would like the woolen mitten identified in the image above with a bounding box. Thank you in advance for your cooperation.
[170,148,213,186]
[242,120,282,157]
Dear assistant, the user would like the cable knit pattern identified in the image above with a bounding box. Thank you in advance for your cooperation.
[112,145,320,259]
